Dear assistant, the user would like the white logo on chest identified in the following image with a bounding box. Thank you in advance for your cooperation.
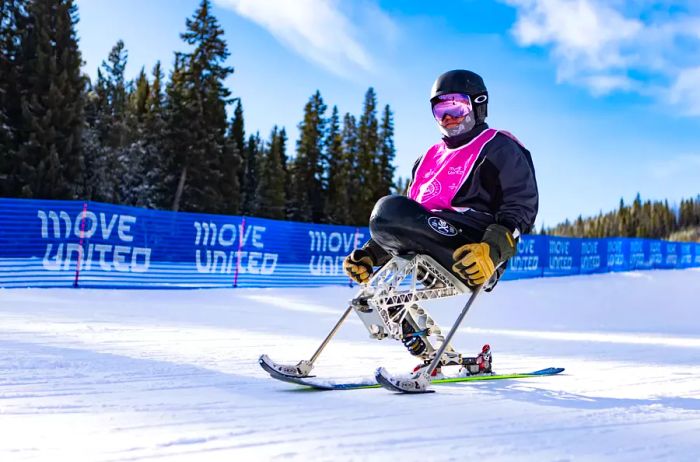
[428,217,458,236]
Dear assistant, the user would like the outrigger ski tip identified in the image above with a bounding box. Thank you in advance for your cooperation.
[259,354,316,379]
[375,367,435,394]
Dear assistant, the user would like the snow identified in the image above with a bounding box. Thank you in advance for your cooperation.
[1,269,699,461]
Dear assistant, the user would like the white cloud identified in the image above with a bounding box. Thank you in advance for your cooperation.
[582,74,636,95]
[504,0,700,114]
[510,0,641,75]
[214,0,395,77]
[669,66,700,116]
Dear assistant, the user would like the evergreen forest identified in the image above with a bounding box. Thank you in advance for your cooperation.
[0,0,398,225]
[543,194,700,242]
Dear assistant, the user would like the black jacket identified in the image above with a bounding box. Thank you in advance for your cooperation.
[362,123,538,264]
[411,123,539,235]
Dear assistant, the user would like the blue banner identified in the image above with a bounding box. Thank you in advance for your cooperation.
[0,198,698,289]
[660,241,679,270]
[605,239,629,272]
[679,243,694,268]
[502,234,545,280]
[580,238,606,274]
[543,236,581,277]
[629,239,651,270]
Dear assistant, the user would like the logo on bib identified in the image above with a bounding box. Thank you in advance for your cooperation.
[419,180,441,202]
[428,217,458,236]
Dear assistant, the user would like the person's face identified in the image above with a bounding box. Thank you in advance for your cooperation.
[439,113,466,129]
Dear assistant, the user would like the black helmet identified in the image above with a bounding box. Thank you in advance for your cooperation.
[431,69,488,123]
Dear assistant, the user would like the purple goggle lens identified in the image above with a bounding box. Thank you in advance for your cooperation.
[432,93,472,121]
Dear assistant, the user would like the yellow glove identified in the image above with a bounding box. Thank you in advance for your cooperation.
[452,224,516,287]
[452,243,495,287]
[343,249,375,284]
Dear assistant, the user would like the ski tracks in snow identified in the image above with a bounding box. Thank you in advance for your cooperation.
[1,270,700,460]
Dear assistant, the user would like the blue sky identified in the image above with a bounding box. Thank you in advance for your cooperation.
[75,0,700,229]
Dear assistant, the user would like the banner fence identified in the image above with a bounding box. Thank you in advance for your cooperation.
[1,198,698,289]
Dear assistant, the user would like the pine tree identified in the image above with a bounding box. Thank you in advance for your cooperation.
[226,98,245,213]
[139,61,168,208]
[14,0,85,199]
[241,132,262,214]
[631,193,642,237]
[325,106,351,224]
[355,87,380,224]
[663,199,674,236]
[679,198,696,229]
[639,200,651,238]
[225,98,247,214]
[617,198,628,236]
[230,99,245,156]
[256,126,287,219]
[101,40,129,148]
[131,67,149,122]
[0,0,27,195]
[691,196,700,227]
[163,55,191,210]
[81,78,102,200]
[167,0,233,213]
[219,129,242,215]
[110,42,139,205]
[119,66,161,207]
[119,67,149,206]
[278,127,291,216]
[377,104,396,197]
[651,202,661,237]
[278,127,288,167]
[289,90,327,222]
[83,40,129,203]
[342,113,361,224]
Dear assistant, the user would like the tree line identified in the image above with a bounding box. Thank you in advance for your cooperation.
[0,0,397,225]
[543,194,700,242]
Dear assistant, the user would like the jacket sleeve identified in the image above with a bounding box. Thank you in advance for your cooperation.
[490,137,539,234]
[361,238,392,266]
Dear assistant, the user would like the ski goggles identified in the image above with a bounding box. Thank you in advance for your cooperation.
[431,93,473,121]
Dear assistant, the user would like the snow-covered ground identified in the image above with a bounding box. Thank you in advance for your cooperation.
[1,269,700,461]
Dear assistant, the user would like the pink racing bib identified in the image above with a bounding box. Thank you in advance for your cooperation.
[408,129,520,212]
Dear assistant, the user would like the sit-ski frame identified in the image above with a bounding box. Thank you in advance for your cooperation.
[259,254,487,392]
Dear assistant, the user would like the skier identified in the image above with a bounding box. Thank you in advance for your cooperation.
[343,69,538,374]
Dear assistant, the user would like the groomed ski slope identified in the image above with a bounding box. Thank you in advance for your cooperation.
[1,269,699,461]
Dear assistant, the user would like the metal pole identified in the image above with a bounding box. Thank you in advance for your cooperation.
[309,305,353,364]
[425,285,483,377]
